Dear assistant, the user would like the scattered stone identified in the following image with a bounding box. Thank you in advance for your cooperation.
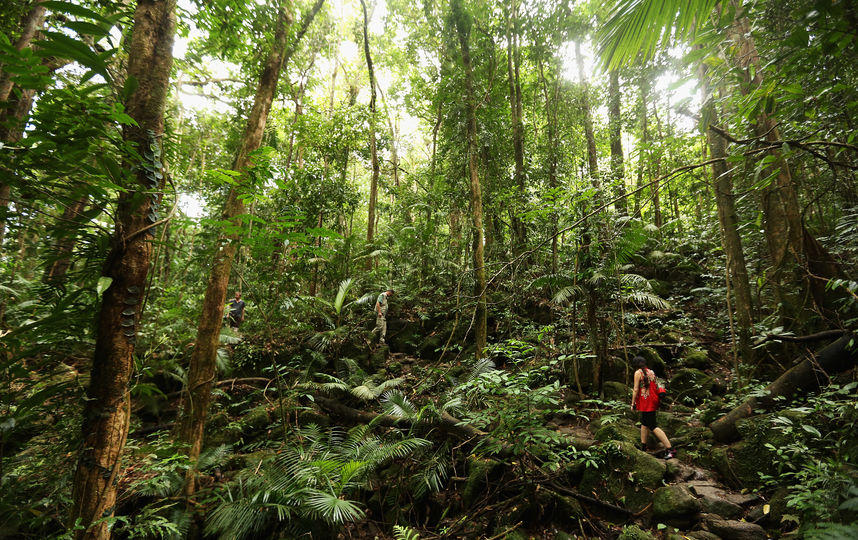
[699,513,767,540]
[685,531,721,540]
[578,441,666,516]
[698,494,744,520]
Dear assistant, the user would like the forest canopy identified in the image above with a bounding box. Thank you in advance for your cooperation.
[1,0,857,538]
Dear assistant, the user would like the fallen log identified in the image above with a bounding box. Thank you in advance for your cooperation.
[709,333,857,442]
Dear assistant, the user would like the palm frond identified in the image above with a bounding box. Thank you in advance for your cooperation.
[620,273,652,289]
[597,0,721,70]
[306,490,366,524]
[333,278,354,315]
[552,285,582,304]
[625,291,671,310]
[381,390,417,418]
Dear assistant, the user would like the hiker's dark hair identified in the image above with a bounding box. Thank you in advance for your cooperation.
[632,356,647,369]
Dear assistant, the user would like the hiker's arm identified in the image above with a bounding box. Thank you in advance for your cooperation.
[375,301,382,316]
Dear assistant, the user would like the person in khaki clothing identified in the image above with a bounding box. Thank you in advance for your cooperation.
[372,289,393,344]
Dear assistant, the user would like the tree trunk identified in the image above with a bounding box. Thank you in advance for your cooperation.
[537,58,559,273]
[710,333,857,442]
[608,69,626,215]
[361,0,379,248]
[635,76,649,215]
[505,0,526,253]
[43,195,89,284]
[452,0,487,359]
[576,41,598,189]
[177,1,292,498]
[70,1,176,537]
[727,1,842,329]
[0,0,46,103]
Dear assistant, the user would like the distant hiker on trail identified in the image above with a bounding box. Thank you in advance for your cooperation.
[227,291,245,328]
[372,289,393,344]
[631,355,676,459]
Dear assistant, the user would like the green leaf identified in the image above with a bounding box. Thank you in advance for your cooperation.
[41,1,114,25]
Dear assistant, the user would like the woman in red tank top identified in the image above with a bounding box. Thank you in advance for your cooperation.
[631,356,676,459]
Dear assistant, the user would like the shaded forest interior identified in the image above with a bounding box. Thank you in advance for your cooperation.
[2,0,858,538]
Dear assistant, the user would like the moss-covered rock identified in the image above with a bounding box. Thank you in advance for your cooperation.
[579,441,666,516]
[594,419,640,445]
[698,495,743,520]
[462,457,502,507]
[603,357,631,384]
[653,484,700,519]
[670,368,714,405]
[603,380,631,401]
[681,348,709,369]
[635,347,667,377]
[241,406,270,432]
[618,524,656,540]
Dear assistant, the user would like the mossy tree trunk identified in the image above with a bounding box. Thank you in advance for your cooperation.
[452,0,487,359]
[177,1,293,497]
[70,1,176,537]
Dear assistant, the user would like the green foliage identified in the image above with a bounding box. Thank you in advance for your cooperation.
[205,424,429,538]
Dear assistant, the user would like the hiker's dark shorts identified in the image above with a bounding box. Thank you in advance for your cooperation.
[641,411,657,430]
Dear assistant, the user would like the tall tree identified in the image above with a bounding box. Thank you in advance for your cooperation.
[608,69,627,214]
[70,0,176,537]
[505,0,526,252]
[451,0,487,359]
[177,0,293,497]
[361,0,380,247]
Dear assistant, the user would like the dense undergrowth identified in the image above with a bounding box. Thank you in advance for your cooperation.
[3,219,858,539]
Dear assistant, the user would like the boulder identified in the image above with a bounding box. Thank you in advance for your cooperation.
[365,345,389,371]
[635,347,667,377]
[653,484,700,520]
[698,495,743,520]
[603,380,631,401]
[579,441,666,516]
[685,532,721,540]
[603,357,631,384]
[593,419,640,445]
[681,348,709,369]
[699,513,766,540]
[462,457,502,507]
[669,368,715,405]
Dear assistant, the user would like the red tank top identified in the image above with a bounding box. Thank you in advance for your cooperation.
[635,368,659,412]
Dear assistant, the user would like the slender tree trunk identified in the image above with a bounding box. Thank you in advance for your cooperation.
[43,195,89,284]
[70,1,176,537]
[697,56,755,366]
[537,57,559,272]
[576,42,598,189]
[635,76,649,216]
[0,0,46,103]
[608,70,627,215]
[177,1,292,498]
[452,0,487,359]
[505,0,526,252]
[361,0,379,248]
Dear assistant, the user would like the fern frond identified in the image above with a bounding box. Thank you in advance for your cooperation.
[625,291,671,310]
[381,390,417,418]
[552,285,582,304]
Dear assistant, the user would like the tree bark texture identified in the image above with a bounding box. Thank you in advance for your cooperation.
[709,333,858,442]
[70,1,176,538]
[452,0,487,359]
[726,2,842,329]
[505,0,526,252]
[0,0,46,103]
[177,1,293,497]
[608,69,626,215]
[361,0,379,247]
[43,195,89,284]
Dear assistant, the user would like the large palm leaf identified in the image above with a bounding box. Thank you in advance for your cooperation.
[597,0,720,69]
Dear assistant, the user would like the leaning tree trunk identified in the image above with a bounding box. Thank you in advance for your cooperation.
[177,1,293,497]
[710,333,857,442]
[452,0,487,360]
[43,194,89,284]
[69,1,176,538]
[361,0,379,249]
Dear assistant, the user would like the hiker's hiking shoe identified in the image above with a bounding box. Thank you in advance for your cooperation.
[665,448,677,460]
